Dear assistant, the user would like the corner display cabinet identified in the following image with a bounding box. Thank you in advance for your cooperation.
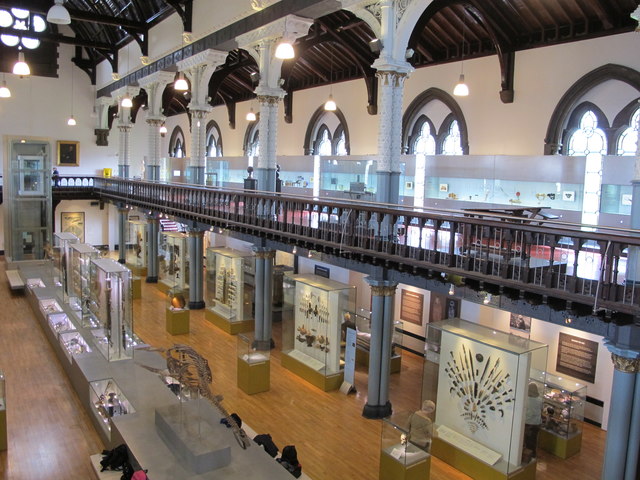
[205,247,255,334]
[538,373,586,458]
[281,273,355,392]
[424,318,548,480]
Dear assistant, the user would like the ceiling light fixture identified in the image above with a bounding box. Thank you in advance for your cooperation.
[324,49,337,111]
[47,0,71,25]
[246,107,256,122]
[453,9,469,97]
[120,44,133,107]
[275,20,294,60]
[159,124,168,136]
[0,74,11,98]
[13,49,30,77]
[174,72,188,91]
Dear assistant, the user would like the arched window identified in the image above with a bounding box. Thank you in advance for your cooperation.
[303,106,350,155]
[410,116,436,155]
[168,126,186,158]
[315,125,332,156]
[333,125,347,156]
[205,121,223,157]
[566,109,607,156]
[243,116,260,157]
[441,118,463,155]
[616,107,640,156]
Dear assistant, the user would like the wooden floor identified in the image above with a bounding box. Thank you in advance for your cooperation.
[0,257,606,480]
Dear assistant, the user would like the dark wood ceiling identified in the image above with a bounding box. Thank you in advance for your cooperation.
[0,0,637,116]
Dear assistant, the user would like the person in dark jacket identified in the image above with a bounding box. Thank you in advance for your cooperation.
[277,445,302,478]
[253,433,279,458]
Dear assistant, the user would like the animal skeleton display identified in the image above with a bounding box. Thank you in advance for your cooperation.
[444,344,514,433]
[139,344,251,449]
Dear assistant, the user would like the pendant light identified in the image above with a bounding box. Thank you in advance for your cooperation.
[47,0,71,25]
[453,9,469,97]
[324,49,337,111]
[120,44,133,107]
[159,124,168,136]
[246,107,256,122]
[0,74,11,98]
[174,72,188,91]
[67,65,76,125]
[275,20,294,59]
[13,49,30,77]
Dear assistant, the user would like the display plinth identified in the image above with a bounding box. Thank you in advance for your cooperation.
[205,309,253,335]
[356,348,402,374]
[127,265,147,277]
[432,437,536,480]
[157,282,171,294]
[155,402,231,474]
[281,352,343,391]
[538,429,582,459]
[237,357,270,394]
[132,277,142,299]
[379,448,430,480]
[166,308,190,335]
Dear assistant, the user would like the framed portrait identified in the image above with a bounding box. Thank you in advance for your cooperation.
[57,140,80,167]
[400,289,424,326]
[429,293,460,323]
[61,212,85,243]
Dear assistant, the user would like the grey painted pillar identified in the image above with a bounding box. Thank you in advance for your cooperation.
[253,248,275,350]
[188,109,208,185]
[117,207,128,264]
[146,216,159,283]
[146,117,163,182]
[254,94,281,193]
[118,124,131,179]
[362,278,397,419]
[187,230,205,309]
[602,348,640,480]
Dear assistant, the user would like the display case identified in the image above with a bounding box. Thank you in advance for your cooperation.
[88,258,134,362]
[0,370,6,450]
[354,308,403,374]
[424,319,547,480]
[379,411,431,480]
[281,273,355,391]
[69,243,101,327]
[89,378,135,435]
[236,332,270,395]
[158,232,189,293]
[538,373,586,458]
[53,232,79,301]
[48,312,74,335]
[127,220,147,276]
[26,278,46,289]
[39,298,63,318]
[166,287,190,335]
[205,247,255,334]
[59,331,92,362]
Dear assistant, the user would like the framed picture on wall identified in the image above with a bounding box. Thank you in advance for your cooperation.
[400,289,424,326]
[57,140,80,167]
[509,313,531,332]
[429,293,461,323]
[61,212,85,243]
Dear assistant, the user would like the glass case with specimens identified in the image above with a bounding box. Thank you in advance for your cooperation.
[39,298,63,318]
[424,319,548,476]
[90,378,135,433]
[354,308,403,364]
[167,286,189,311]
[88,258,134,362]
[379,411,431,478]
[127,220,147,273]
[158,232,189,292]
[53,231,79,300]
[282,273,356,377]
[237,332,270,364]
[205,247,255,323]
[69,243,101,326]
[48,312,74,336]
[59,331,92,362]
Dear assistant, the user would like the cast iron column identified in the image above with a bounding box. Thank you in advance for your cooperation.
[187,229,205,309]
[146,215,159,283]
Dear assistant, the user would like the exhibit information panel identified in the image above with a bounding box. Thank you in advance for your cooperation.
[69,243,101,327]
[425,319,547,477]
[158,232,189,292]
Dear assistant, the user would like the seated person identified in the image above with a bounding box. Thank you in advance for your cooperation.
[408,400,435,449]
[277,445,302,478]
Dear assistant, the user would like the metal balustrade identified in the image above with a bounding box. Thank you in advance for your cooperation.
[58,176,640,321]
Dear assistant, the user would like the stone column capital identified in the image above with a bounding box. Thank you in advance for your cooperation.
[611,353,640,373]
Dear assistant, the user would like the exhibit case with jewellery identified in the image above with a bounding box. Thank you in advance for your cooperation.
[53,231,79,298]
[39,298,63,318]
[538,373,586,458]
[88,258,134,362]
[281,273,356,392]
[354,308,403,374]
[89,378,135,436]
[158,232,189,294]
[48,312,74,336]
[166,287,190,335]
[127,220,148,276]
[69,243,101,327]
[0,370,6,451]
[59,331,92,363]
[237,332,270,395]
[424,319,548,480]
[379,411,431,480]
[205,247,255,334]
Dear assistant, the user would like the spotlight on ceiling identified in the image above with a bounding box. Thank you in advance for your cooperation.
[47,0,71,25]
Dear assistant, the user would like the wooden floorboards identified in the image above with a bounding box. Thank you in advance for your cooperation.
[0,256,606,479]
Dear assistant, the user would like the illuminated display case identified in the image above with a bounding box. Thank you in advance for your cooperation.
[379,411,431,480]
[53,232,79,299]
[89,378,135,435]
[354,308,403,374]
[88,258,134,361]
[59,331,92,363]
[158,232,189,292]
[127,220,147,276]
[236,332,270,395]
[165,286,190,335]
[48,312,74,336]
[205,247,255,334]
[39,298,63,318]
[69,243,101,327]
[281,273,355,391]
[424,319,548,479]
[538,373,586,458]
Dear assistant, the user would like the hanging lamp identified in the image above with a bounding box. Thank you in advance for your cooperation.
[0,74,11,98]
[324,49,337,111]
[453,9,469,97]
[13,50,30,76]
[47,0,71,25]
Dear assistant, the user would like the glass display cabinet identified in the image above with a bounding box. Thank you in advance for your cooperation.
[48,312,74,336]
[127,220,147,276]
[69,243,101,327]
[538,373,586,458]
[281,273,356,392]
[165,286,190,335]
[59,331,92,363]
[205,247,255,334]
[0,370,5,450]
[320,157,377,200]
[88,258,134,362]
[39,298,63,318]
[236,332,270,395]
[379,411,431,480]
[53,232,79,300]
[354,309,403,374]
[158,232,189,293]
[424,319,548,479]
[89,378,135,435]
